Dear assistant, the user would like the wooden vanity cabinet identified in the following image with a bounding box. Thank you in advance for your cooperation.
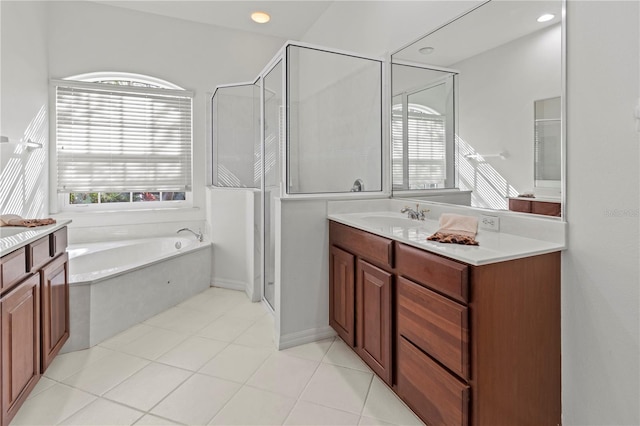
[328,220,561,426]
[509,198,561,217]
[40,252,69,372]
[0,226,69,426]
[329,221,394,385]
[1,274,40,426]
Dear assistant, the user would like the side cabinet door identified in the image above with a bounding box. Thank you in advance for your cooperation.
[329,246,355,346]
[1,274,40,426]
[356,259,393,385]
[40,253,70,372]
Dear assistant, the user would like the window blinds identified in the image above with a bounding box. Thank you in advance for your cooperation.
[55,81,193,193]
[392,105,446,189]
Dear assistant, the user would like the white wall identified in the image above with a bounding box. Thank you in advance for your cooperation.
[455,24,561,207]
[0,1,49,218]
[45,1,286,238]
[206,187,260,301]
[563,2,639,424]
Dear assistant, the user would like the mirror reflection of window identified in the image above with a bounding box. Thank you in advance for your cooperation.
[534,96,561,188]
[392,66,456,191]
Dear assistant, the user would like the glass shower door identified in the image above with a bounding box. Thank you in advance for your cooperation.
[262,60,283,310]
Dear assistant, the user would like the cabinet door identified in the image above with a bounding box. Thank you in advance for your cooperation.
[1,274,40,426]
[356,260,393,384]
[329,246,355,346]
[40,253,69,372]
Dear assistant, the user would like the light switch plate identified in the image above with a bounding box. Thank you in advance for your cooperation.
[480,215,500,231]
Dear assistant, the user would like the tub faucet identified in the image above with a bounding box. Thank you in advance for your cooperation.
[350,179,364,192]
[401,204,430,221]
[177,227,203,242]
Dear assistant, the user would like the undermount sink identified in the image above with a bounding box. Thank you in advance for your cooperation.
[0,227,29,238]
[358,214,429,229]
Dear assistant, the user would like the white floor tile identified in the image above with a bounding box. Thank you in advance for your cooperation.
[358,416,398,426]
[197,314,256,342]
[118,326,187,360]
[150,373,241,425]
[199,343,274,383]
[103,363,192,412]
[300,363,373,414]
[62,351,150,396]
[157,336,228,371]
[322,339,372,372]
[45,346,114,381]
[134,414,182,425]
[361,377,423,426]
[209,385,296,425]
[233,315,276,348]
[58,398,144,425]
[283,338,335,362]
[99,324,156,351]
[27,376,57,400]
[144,306,222,334]
[10,384,96,425]
[223,300,270,321]
[284,400,361,425]
[246,352,319,399]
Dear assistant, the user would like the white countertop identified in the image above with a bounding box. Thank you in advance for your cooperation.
[0,220,72,256]
[328,211,564,266]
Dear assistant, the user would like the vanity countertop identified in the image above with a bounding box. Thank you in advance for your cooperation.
[0,220,72,256]
[328,211,565,266]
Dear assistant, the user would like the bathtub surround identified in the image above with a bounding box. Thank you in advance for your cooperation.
[64,238,212,352]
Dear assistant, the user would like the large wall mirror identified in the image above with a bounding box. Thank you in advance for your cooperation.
[391,0,565,217]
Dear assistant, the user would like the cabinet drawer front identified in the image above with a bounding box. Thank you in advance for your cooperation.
[531,201,561,217]
[1,247,28,293]
[51,227,68,258]
[329,245,356,346]
[330,221,392,268]
[397,337,469,426]
[396,243,468,303]
[28,236,51,272]
[509,199,532,213]
[356,260,393,385]
[398,277,469,379]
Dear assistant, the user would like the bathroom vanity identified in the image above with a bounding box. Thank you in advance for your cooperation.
[0,222,71,426]
[508,197,562,217]
[328,211,562,426]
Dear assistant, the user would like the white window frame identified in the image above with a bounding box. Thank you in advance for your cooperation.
[50,73,194,213]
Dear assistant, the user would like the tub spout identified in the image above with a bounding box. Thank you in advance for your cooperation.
[177,227,203,242]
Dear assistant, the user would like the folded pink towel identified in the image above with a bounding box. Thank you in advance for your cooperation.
[0,214,56,228]
[436,213,478,238]
[427,213,479,246]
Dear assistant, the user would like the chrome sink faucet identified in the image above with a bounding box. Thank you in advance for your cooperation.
[401,204,430,221]
[177,227,203,242]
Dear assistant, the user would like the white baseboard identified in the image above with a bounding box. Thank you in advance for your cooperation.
[212,278,247,292]
[277,326,337,350]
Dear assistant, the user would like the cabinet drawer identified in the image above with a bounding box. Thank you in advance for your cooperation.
[531,201,561,217]
[330,221,393,268]
[27,236,51,273]
[508,199,531,213]
[396,243,469,303]
[398,277,469,379]
[0,247,28,293]
[397,337,469,426]
[51,227,68,258]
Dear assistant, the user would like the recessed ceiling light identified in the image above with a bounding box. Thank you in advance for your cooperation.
[251,11,270,24]
[419,46,435,55]
[537,13,555,23]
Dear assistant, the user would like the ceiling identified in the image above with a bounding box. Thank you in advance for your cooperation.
[90,1,334,40]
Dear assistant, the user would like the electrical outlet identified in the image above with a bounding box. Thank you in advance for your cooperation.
[480,214,500,231]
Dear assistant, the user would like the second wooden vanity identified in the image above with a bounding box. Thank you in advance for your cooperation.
[0,225,70,426]
[329,220,561,426]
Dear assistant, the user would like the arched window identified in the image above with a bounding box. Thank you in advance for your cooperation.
[53,72,193,209]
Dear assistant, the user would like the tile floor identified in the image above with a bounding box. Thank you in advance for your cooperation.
[12,287,424,426]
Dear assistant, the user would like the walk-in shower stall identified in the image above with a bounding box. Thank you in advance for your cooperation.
[211,42,384,346]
